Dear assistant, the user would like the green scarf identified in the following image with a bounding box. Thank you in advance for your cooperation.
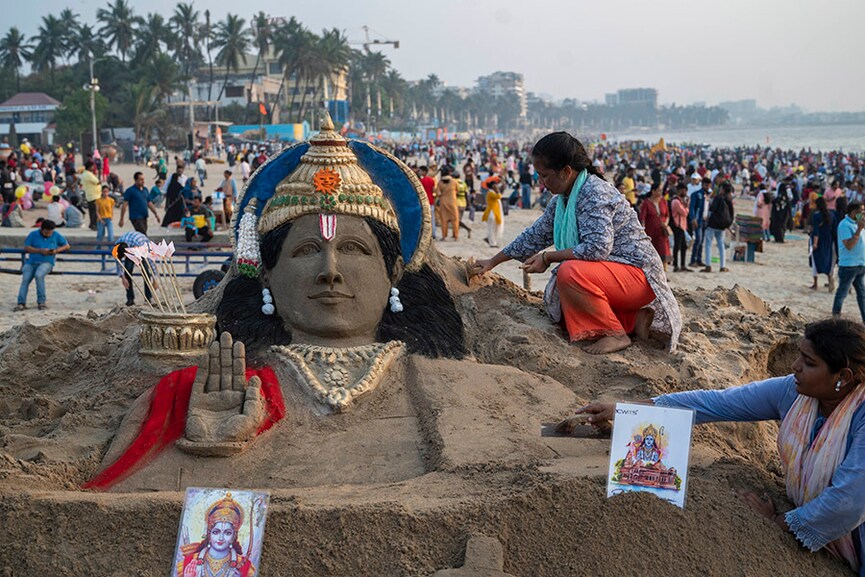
[553,169,588,250]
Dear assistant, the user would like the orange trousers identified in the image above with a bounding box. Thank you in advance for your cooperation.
[556,260,656,342]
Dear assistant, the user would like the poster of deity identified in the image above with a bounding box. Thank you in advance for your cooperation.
[606,403,695,509]
[172,487,270,577]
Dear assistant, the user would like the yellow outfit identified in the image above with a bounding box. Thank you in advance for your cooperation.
[81,170,102,203]
[622,176,636,206]
[95,197,115,220]
[482,189,503,225]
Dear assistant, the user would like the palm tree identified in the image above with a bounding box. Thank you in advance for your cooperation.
[212,14,250,102]
[68,23,106,63]
[31,15,65,85]
[246,12,273,120]
[0,27,33,92]
[58,8,80,63]
[140,52,181,104]
[96,0,140,63]
[309,28,351,114]
[170,3,201,79]
[271,17,309,122]
[133,13,171,64]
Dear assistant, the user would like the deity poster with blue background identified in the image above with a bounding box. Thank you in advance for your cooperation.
[606,403,695,509]
[172,487,270,577]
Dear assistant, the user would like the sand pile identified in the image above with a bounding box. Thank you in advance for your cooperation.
[0,255,850,576]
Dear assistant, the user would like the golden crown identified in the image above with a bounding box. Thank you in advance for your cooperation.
[642,424,658,438]
[206,492,244,530]
[257,113,399,235]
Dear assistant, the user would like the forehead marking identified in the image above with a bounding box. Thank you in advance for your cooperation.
[319,214,337,241]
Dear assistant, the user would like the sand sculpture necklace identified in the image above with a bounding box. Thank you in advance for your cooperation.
[271,341,405,412]
[204,552,230,577]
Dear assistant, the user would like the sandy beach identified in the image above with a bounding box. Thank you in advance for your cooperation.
[0,160,844,332]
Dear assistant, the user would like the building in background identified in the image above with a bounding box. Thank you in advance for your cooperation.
[0,92,60,146]
[476,71,528,123]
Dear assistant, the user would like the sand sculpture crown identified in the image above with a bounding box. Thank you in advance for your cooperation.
[257,114,400,234]
[232,111,431,278]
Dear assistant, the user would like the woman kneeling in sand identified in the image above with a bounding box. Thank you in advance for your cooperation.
[469,132,681,354]
[576,318,865,575]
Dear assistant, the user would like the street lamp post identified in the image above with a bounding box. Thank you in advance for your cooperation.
[87,52,100,154]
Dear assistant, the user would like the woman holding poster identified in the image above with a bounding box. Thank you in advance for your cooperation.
[576,317,865,576]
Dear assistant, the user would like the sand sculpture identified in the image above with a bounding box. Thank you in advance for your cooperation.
[0,117,854,575]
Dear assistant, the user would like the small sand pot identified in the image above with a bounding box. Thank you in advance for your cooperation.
[138,310,217,358]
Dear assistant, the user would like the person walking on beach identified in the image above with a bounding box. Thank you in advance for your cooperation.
[702,181,735,273]
[832,202,865,322]
[14,219,69,311]
[80,160,101,231]
[689,178,709,267]
[771,183,792,243]
[810,197,836,291]
[670,183,691,272]
[119,172,159,234]
[419,166,437,240]
[639,183,671,271]
[434,167,460,241]
[95,185,115,243]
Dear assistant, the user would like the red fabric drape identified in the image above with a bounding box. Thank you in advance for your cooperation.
[83,366,285,491]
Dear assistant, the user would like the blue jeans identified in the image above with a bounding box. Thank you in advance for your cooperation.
[832,266,865,321]
[521,183,531,208]
[704,227,726,269]
[97,218,114,242]
[17,262,53,305]
[690,223,705,265]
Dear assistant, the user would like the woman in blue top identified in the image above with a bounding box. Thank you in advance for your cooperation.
[576,317,865,575]
[810,196,837,291]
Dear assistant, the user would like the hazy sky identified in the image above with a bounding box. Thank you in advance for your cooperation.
[10,0,865,111]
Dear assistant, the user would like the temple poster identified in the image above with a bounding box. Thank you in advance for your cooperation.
[172,487,270,577]
[606,403,695,509]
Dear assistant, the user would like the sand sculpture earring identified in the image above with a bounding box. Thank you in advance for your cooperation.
[389,287,403,313]
[835,380,843,392]
[261,287,274,315]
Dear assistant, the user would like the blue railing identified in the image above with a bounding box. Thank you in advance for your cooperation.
[0,242,233,277]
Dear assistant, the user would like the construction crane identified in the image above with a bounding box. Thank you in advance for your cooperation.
[351,25,399,52]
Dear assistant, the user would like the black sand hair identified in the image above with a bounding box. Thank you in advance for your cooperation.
[531,132,603,179]
[216,218,466,359]
[804,318,865,380]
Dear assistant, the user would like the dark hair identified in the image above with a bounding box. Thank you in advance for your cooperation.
[835,195,848,220]
[531,132,603,179]
[721,181,733,195]
[815,196,830,228]
[804,318,865,380]
[846,201,862,216]
[41,219,56,231]
[701,177,712,185]
[133,171,143,180]
[85,160,94,170]
[217,218,467,359]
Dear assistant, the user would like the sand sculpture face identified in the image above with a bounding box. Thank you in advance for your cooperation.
[263,214,400,347]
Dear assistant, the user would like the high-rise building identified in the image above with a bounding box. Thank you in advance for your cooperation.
[476,71,528,120]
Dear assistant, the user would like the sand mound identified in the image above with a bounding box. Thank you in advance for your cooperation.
[0,259,849,576]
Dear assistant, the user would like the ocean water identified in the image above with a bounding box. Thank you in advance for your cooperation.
[609,124,865,153]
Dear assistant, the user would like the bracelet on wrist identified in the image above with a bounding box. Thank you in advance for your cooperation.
[542,251,549,266]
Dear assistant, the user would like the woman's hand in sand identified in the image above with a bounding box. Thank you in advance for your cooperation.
[468,258,496,278]
[574,402,616,432]
[521,251,550,274]
[735,489,786,528]
[179,332,266,455]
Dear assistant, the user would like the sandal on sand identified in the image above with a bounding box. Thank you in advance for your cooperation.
[13,304,26,312]
[719,267,730,272]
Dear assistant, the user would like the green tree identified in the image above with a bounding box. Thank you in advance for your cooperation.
[140,52,181,104]
[31,15,65,85]
[96,0,140,63]
[271,17,310,122]
[0,27,33,92]
[58,8,80,63]
[68,24,107,63]
[212,14,250,102]
[246,12,273,120]
[133,13,171,64]
[54,88,107,144]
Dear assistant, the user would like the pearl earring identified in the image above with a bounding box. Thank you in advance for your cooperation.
[389,287,403,313]
[261,287,274,315]
[835,380,843,392]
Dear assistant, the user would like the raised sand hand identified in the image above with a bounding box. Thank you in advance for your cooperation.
[176,332,265,457]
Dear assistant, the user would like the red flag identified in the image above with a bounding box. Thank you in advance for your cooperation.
[259,102,268,116]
